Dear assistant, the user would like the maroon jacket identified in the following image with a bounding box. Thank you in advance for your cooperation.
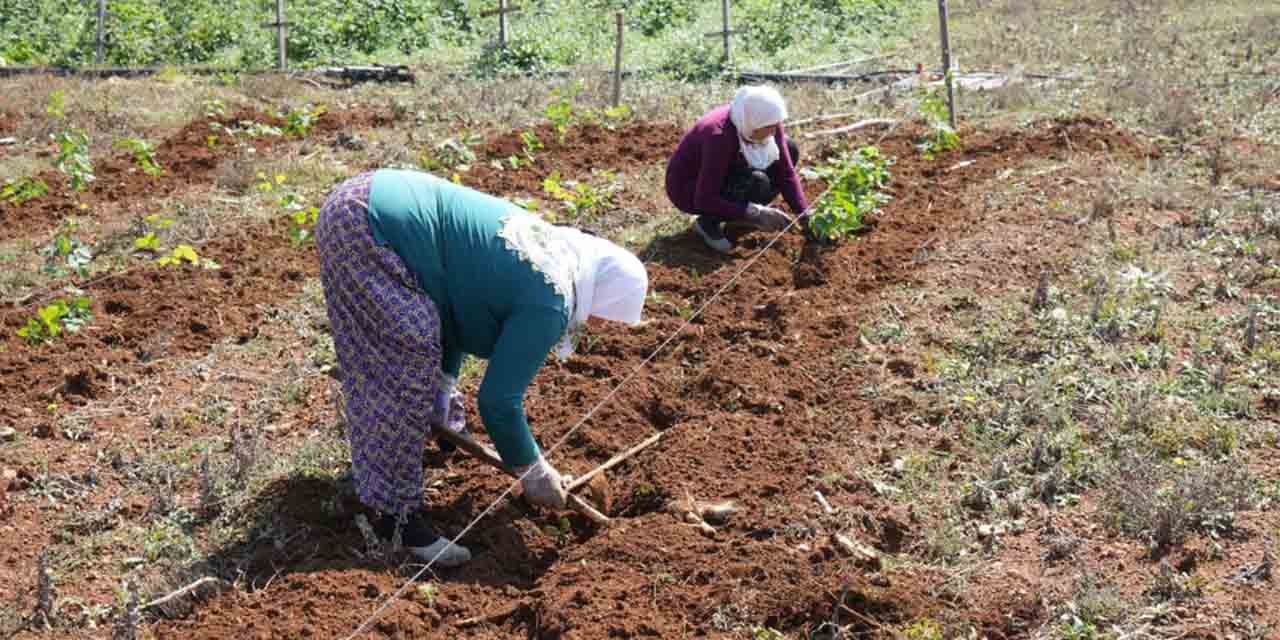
[664,104,807,220]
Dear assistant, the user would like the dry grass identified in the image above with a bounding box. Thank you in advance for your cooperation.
[925,0,1280,141]
[1,2,1279,637]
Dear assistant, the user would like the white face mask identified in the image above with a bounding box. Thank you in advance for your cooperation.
[739,135,780,170]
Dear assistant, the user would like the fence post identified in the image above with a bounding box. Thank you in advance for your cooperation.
[720,0,732,66]
[499,0,508,47]
[938,0,957,129]
[275,0,287,70]
[95,0,106,65]
[612,12,624,107]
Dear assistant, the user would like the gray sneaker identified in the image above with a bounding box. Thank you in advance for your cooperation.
[694,215,732,253]
[375,511,472,567]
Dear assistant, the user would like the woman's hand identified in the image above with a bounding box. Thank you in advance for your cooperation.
[516,454,568,509]
[745,202,794,231]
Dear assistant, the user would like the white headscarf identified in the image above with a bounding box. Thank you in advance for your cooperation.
[496,212,648,360]
[561,231,648,357]
[729,85,788,170]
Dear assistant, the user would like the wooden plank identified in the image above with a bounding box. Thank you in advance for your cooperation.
[479,4,522,17]
[565,432,663,494]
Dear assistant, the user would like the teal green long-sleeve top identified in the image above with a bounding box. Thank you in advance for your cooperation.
[366,169,569,467]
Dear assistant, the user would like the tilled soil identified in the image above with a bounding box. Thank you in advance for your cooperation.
[145,119,1148,639]
[2,112,1190,639]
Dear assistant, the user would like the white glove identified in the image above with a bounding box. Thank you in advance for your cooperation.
[431,374,466,435]
[745,203,793,231]
[515,454,567,509]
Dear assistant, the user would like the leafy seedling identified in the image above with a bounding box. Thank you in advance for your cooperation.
[133,215,173,252]
[17,297,93,345]
[542,170,620,222]
[544,83,584,143]
[282,104,327,138]
[203,98,227,118]
[134,233,160,251]
[520,130,544,160]
[807,146,893,242]
[289,207,320,245]
[46,90,66,120]
[600,104,633,130]
[917,85,961,160]
[420,135,480,172]
[39,225,93,278]
[1,177,50,205]
[53,130,94,191]
[114,138,163,176]
[158,244,219,270]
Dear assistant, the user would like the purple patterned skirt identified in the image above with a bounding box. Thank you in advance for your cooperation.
[315,171,444,517]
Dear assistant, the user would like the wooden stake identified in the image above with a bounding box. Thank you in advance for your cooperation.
[565,431,663,493]
[95,0,106,66]
[720,0,732,65]
[277,0,287,70]
[434,427,611,526]
[938,0,957,129]
[499,0,508,48]
[611,12,624,108]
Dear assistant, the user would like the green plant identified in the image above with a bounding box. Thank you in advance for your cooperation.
[520,130,544,159]
[599,104,633,130]
[158,244,219,269]
[114,138,163,176]
[39,226,94,278]
[133,214,173,252]
[282,103,327,138]
[545,83,583,143]
[1102,454,1256,553]
[45,89,65,119]
[1,176,50,204]
[218,119,283,140]
[414,583,439,607]
[420,135,479,171]
[628,0,697,36]
[134,233,160,251]
[203,98,227,118]
[918,85,961,160]
[739,0,811,55]
[53,130,94,191]
[903,618,945,640]
[751,627,787,640]
[806,146,893,242]
[656,31,725,81]
[1058,619,1103,640]
[542,170,619,222]
[470,34,553,77]
[289,207,320,245]
[17,297,93,345]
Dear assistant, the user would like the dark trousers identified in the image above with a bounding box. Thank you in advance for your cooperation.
[717,138,801,212]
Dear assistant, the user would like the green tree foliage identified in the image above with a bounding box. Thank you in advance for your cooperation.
[0,0,922,72]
